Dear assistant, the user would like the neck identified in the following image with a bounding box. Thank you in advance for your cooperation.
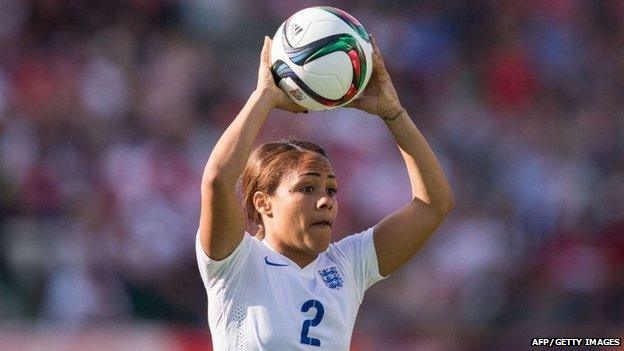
[264,235,317,269]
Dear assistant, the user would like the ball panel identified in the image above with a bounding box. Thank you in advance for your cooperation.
[303,51,352,97]
[296,8,343,25]
[284,11,312,47]
[297,19,343,48]
[316,6,370,43]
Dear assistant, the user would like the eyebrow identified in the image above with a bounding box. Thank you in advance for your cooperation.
[299,172,336,179]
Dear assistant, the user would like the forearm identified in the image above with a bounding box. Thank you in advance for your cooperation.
[203,90,274,185]
[384,109,455,213]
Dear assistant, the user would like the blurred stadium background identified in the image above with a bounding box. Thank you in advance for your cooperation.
[0,0,623,350]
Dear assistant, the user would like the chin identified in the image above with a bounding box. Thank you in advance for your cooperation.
[313,240,331,254]
[307,230,332,253]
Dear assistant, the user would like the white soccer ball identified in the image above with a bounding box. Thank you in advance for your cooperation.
[270,7,373,111]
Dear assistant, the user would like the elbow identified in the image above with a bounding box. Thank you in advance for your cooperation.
[441,196,456,215]
[428,194,455,217]
[438,191,455,217]
[202,167,235,192]
[409,194,455,217]
[202,169,222,189]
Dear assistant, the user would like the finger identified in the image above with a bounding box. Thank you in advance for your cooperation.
[369,35,387,68]
[369,35,391,81]
[293,105,308,113]
[284,102,308,113]
[266,37,273,64]
[370,34,381,55]
[260,36,270,67]
[370,34,384,60]
[288,98,308,113]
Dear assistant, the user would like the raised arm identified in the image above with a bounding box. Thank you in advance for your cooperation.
[199,37,305,260]
[346,35,455,276]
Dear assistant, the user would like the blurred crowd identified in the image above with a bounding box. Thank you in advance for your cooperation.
[0,0,623,350]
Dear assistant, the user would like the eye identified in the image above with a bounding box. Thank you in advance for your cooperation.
[327,188,338,196]
[301,186,315,194]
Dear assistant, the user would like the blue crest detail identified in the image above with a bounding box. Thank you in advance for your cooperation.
[318,266,344,290]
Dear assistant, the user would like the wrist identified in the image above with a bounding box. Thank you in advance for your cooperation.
[379,105,406,122]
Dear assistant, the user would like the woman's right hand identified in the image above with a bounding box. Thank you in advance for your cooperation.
[256,36,308,113]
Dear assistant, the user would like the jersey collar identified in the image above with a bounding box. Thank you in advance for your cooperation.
[261,239,320,277]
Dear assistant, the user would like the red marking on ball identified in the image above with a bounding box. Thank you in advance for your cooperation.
[347,50,361,81]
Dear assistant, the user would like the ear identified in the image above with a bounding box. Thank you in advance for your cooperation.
[253,191,273,218]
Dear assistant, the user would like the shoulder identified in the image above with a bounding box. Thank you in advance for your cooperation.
[327,227,375,257]
[321,227,374,271]
[196,231,266,283]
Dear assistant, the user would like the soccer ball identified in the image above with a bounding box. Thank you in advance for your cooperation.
[270,7,373,111]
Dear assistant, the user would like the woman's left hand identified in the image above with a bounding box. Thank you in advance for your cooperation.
[345,35,404,120]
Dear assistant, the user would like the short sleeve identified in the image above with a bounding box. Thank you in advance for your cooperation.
[332,226,387,302]
[195,230,253,290]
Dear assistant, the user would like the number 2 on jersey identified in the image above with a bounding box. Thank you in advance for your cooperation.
[300,299,324,346]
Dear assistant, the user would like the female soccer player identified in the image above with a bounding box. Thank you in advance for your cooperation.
[196,35,454,350]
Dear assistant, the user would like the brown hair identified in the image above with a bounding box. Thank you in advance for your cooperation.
[240,138,328,240]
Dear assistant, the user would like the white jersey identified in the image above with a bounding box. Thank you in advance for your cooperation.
[196,227,386,351]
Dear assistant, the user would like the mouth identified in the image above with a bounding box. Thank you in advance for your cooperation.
[311,220,332,228]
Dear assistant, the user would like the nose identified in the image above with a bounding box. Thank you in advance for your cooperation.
[316,194,334,210]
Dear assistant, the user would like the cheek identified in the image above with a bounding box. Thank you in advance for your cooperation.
[291,197,318,225]
[273,195,306,220]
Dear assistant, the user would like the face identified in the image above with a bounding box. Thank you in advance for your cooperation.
[260,152,338,256]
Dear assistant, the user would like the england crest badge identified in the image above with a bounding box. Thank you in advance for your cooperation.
[318,266,344,290]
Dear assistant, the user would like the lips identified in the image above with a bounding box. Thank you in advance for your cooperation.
[311,220,332,228]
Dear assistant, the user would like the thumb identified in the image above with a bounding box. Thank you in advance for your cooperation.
[260,36,271,67]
